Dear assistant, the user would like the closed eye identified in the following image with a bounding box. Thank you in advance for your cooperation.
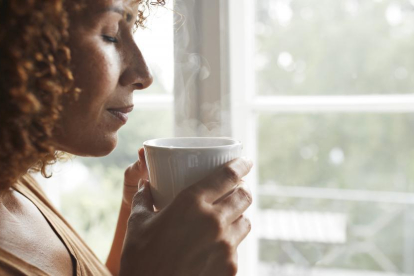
[102,35,118,43]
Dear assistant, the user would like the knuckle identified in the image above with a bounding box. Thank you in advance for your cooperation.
[216,240,233,256]
[127,212,140,228]
[131,191,140,207]
[177,187,204,209]
[226,260,238,276]
[128,207,151,226]
[223,166,240,183]
[128,208,143,222]
[237,186,253,205]
[124,163,141,185]
[201,210,225,238]
[215,241,238,274]
[124,164,134,177]
[208,212,225,234]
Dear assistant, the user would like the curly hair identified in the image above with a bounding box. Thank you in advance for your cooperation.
[0,0,165,192]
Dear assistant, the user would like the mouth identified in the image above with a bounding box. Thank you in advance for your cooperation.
[107,105,134,124]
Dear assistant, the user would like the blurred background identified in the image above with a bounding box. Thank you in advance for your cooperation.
[36,0,414,275]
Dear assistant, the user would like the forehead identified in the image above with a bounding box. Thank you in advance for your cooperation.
[94,0,139,8]
[84,0,140,18]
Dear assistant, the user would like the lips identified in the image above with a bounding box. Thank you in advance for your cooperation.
[107,105,134,124]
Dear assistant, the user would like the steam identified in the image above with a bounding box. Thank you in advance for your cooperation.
[173,0,231,138]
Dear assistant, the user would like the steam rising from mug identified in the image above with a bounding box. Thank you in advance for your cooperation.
[173,0,231,137]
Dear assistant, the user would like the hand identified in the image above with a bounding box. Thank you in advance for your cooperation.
[120,157,253,276]
[123,148,148,208]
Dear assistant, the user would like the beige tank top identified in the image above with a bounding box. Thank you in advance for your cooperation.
[0,174,112,276]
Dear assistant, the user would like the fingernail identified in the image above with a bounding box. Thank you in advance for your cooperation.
[138,179,143,190]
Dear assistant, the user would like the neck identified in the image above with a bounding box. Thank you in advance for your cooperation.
[0,187,15,203]
[0,162,28,201]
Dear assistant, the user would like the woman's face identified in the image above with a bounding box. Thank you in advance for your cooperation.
[54,0,153,156]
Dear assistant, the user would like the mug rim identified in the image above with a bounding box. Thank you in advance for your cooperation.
[143,137,242,150]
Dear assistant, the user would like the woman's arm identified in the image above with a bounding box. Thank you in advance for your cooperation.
[106,148,148,276]
[106,201,131,276]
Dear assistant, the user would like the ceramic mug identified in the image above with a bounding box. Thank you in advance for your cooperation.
[143,137,242,210]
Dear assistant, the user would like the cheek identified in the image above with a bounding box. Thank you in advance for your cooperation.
[61,38,123,138]
[75,48,120,93]
[72,38,121,99]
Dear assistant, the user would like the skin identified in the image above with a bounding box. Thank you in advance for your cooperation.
[55,0,153,156]
[0,0,253,275]
[0,189,74,275]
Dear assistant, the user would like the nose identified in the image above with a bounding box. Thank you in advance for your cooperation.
[119,41,153,90]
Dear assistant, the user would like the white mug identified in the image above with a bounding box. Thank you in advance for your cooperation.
[143,137,242,209]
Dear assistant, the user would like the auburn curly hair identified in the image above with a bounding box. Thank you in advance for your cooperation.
[0,0,165,192]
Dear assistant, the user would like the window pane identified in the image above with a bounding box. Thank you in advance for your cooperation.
[258,113,414,192]
[255,0,414,95]
[257,113,414,275]
[258,198,414,275]
[134,5,174,95]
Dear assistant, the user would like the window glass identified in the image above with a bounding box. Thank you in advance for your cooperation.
[258,198,414,274]
[134,5,174,95]
[258,113,414,192]
[256,0,414,95]
[257,113,414,274]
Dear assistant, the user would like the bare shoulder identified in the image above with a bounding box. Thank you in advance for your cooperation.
[0,189,74,276]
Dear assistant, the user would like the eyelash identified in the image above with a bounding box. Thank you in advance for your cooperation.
[102,35,118,43]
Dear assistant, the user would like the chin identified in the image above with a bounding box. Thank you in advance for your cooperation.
[58,133,118,157]
[89,144,116,157]
[86,135,118,157]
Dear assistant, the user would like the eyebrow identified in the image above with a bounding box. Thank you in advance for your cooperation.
[104,6,133,22]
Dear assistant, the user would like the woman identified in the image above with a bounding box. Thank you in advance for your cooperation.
[0,0,253,275]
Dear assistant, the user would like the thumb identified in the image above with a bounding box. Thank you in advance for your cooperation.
[132,179,154,213]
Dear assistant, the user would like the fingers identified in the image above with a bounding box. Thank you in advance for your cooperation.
[193,157,253,203]
[133,147,148,177]
[124,148,149,187]
[228,215,251,247]
[213,182,252,224]
[138,148,148,172]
